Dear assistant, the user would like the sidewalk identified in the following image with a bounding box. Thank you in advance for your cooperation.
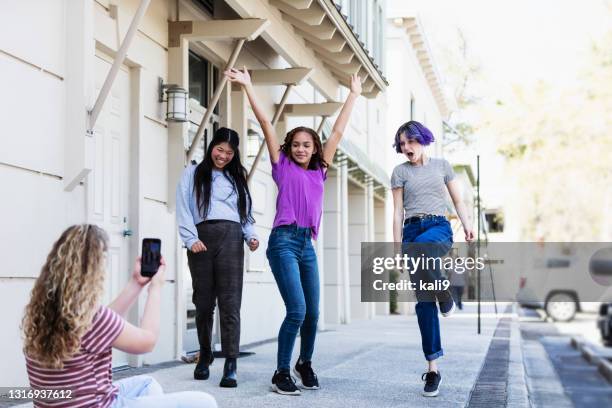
[127,304,507,408]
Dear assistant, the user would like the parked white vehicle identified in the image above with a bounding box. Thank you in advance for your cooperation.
[516,244,612,322]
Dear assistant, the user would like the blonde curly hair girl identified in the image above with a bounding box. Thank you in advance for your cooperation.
[22,224,108,369]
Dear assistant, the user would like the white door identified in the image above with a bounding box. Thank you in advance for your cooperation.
[90,54,131,368]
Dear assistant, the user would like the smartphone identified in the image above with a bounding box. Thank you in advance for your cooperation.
[141,238,162,277]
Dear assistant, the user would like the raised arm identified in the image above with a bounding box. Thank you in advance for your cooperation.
[322,74,362,165]
[112,258,166,354]
[225,67,280,164]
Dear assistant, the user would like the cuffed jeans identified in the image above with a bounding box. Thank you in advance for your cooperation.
[266,225,320,371]
[187,220,244,358]
[112,375,216,407]
[402,216,453,361]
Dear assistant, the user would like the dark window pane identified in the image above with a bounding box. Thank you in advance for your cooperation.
[189,51,208,108]
[212,66,219,114]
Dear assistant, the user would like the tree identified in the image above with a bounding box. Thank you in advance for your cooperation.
[479,28,612,241]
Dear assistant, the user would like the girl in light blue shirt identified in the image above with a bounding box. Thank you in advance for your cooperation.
[176,127,258,388]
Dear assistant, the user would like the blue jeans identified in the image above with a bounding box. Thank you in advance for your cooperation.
[112,375,216,408]
[402,216,453,361]
[266,225,320,371]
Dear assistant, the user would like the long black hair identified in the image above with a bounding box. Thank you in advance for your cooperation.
[193,127,254,225]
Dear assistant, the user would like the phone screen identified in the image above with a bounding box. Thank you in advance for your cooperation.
[141,238,161,277]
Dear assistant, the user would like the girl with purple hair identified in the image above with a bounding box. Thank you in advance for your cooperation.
[390,120,474,397]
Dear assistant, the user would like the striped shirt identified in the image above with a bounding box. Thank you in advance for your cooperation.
[391,157,455,218]
[25,306,125,408]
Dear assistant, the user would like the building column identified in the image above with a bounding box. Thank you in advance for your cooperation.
[365,177,376,319]
[374,194,391,316]
[167,37,189,359]
[323,167,343,325]
[340,157,351,324]
[316,213,326,331]
[348,177,368,320]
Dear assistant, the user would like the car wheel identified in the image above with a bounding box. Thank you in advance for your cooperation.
[545,292,577,322]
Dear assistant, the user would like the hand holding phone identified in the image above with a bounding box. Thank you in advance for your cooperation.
[141,238,162,278]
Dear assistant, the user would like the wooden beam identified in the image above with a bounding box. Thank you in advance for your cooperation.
[249,67,313,85]
[282,13,336,40]
[90,0,151,128]
[363,89,380,99]
[319,54,361,74]
[270,0,326,25]
[362,78,376,93]
[168,19,269,47]
[305,40,354,63]
[327,64,357,84]
[276,0,314,10]
[224,0,339,100]
[281,102,342,117]
[295,27,345,52]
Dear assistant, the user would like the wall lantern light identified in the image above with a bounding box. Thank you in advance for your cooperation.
[159,78,188,122]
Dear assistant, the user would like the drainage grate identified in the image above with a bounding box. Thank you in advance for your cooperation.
[467,315,512,407]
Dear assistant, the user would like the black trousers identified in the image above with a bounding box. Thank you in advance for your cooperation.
[186,220,244,358]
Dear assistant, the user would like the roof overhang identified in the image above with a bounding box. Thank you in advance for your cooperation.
[391,16,450,117]
[270,0,388,98]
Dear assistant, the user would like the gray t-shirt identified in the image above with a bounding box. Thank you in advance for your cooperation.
[390,157,455,218]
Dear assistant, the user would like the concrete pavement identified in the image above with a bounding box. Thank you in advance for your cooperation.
[131,304,507,408]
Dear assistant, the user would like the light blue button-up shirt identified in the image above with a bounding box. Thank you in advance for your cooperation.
[176,164,257,249]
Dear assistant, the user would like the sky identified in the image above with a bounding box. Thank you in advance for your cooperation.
[411,0,611,94]
[403,0,611,228]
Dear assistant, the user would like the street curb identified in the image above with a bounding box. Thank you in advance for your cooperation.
[571,336,612,384]
[507,311,530,408]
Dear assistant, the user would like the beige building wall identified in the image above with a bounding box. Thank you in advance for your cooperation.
[0,0,394,386]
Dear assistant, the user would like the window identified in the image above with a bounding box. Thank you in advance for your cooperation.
[485,210,504,233]
[188,51,220,162]
[189,51,219,114]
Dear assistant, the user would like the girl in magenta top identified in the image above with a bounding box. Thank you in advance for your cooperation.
[226,67,362,395]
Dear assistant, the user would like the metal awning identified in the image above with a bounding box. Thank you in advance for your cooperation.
[270,0,388,98]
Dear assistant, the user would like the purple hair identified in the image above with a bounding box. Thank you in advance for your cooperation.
[393,121,435,152]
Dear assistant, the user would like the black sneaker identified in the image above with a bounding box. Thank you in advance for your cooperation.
[271,370,301,396]
[422,370,441,397]
[293,359,320,390]
[437,290,456,317]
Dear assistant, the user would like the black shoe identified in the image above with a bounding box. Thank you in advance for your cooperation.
[193,352,214,380]
[219,358,238,388]
[437,290,456,317]
[293,359,320,390]
[271,370,301,395]
[422,370,441,397]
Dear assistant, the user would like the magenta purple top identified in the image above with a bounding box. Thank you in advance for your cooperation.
[271,151,327,240]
